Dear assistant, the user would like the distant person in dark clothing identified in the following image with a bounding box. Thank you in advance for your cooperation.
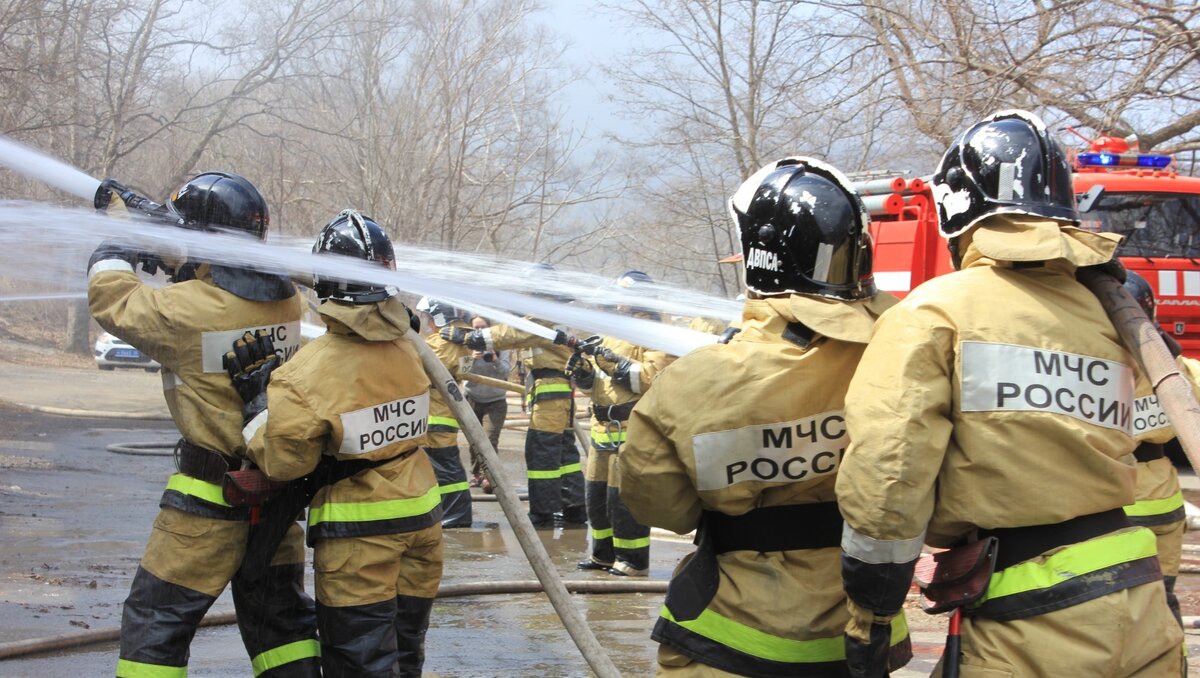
[464,315,511,493]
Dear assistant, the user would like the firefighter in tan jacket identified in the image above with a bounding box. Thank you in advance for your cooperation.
[240,211,442,678]
[836,111,1183,676]
[88,172,318,677]
[1124,271,1195,626]
[418,298,474,528]
[572,271,674,576]
[442,274,585,528]
[619,157,910,676]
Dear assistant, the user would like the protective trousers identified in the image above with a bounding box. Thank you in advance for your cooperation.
[584,447,614,565]
[607,482,651,572]
[525,382,583,524]
[314,527,443,678]
[117,508,318,677]
[426,426,472,528]
[1151,519,1186,625]
[932,582,1184,677]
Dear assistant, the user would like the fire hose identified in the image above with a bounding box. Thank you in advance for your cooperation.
[405,330,622,678]
[1078,270,1200,471]
[0,579,667,661]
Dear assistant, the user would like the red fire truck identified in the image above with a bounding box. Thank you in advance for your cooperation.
[863,139,1200,359]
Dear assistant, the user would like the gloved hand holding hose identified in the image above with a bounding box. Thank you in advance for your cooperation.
[223,330,280,424]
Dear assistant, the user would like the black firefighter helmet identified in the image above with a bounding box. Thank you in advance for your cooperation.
[416,297,467,328]
[1123,270,1156,321]
[932,109,1078,239]
[168,170,292,300]
[168,170,269,239]
[311,209,398,304]
[729,156,875,299]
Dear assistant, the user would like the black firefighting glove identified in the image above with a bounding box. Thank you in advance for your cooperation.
[94,178,164,215]
[553,329,579,349]
[1077,256,1127,284]
[87,239,139,273]
[223,330,279,425]
[440,326,468,344]
[566,350,595,390]
[844,624,894,678]
[842,554,915,677]
[441,326,488,351]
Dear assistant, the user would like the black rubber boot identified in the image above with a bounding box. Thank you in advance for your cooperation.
[317,599,399,678]
[395,594,435,677]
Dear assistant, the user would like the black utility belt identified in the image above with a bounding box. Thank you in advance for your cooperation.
[978,508,1131,571]
[175,439,240,484]
[1134,442,1165,463]
[530,368,567,380]
[704,502,842,554]
[592,401,636,423]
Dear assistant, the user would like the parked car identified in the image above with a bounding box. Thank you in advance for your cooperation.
[94,332,159,372]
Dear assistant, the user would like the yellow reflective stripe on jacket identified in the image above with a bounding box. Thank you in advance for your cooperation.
[308,486,441,527]
[591,430,628,444]
[659,606,907,663]
[251,639,320,676]
[1124,491,1185,518]
[115,658,187,678]
[980,528,1158,603]
[614,535,651,550]
[165,473,231,507]
[592,526,614,540]
[428,415,459,429]
[439,481,470,495]
[533,383,571,396]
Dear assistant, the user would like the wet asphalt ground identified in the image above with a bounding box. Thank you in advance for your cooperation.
[2,364,1200,676]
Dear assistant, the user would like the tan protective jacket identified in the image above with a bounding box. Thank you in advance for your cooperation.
[838,226,1138,551]
[589,334,673,409]
[481,318,574,373]
[619,293,900,668]
[586,327,673,476]
[425,319,472,445]
[688,316,727,335]
[89,262,303,456]
[245,298,439,539]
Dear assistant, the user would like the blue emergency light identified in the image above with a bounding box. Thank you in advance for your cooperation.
[1077,152,1173,169]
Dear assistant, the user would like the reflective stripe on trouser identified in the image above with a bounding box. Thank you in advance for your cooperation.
[655,605,910,676]
[425,444,472,527]
[608,484,650,571]
[118,566,319,678]
[122,506,314,677]
[971,527,1163,621]
[585,447,614,565]
[1125,490,1186,527]
[932,582,1184,677]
